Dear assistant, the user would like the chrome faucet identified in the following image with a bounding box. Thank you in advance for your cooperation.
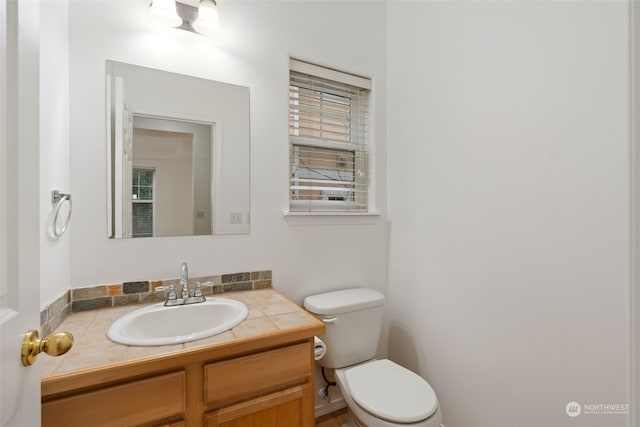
[164,262,206,306]
[180,262,189,287]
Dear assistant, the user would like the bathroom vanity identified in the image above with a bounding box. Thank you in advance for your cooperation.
[40,289,324,427]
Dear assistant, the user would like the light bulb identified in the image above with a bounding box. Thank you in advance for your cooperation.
[193,0,220,36]
[148,0,182,28]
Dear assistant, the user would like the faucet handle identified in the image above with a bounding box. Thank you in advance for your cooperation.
[194,281,203,298]
[168,284,177,300]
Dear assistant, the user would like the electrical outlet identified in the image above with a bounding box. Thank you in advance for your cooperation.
[230,212,242,224]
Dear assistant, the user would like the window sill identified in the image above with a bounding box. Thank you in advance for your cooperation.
[283,211,381,226]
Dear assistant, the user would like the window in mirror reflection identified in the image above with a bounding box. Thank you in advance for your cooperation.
[132,168,155,238]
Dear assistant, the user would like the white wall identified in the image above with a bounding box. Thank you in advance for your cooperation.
[66,1,388,302]
[387,2,630,427]
[39,0,69,307]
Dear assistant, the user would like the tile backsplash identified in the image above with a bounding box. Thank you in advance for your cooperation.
[40,270,272,336]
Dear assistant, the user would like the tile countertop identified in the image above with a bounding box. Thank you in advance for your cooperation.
[40,288,321,378]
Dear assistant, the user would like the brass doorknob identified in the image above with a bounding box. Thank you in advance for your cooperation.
[21,330,74,366]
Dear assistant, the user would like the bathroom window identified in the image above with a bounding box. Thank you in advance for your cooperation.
[289,59,371,212]
[132,168,155,238]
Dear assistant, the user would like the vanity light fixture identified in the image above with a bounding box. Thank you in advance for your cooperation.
[148,0,182,28]
[192,0,220,36]
[149,0,220,37]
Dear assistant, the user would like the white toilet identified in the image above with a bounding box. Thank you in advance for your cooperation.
[304,288,442,427]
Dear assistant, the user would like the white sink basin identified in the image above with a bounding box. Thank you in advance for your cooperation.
[107,298,248,346]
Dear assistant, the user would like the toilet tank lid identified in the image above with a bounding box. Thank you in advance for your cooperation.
[304,288,384,315]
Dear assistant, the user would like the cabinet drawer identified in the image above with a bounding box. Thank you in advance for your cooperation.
[204,342,311,405]
[42,371,185,427]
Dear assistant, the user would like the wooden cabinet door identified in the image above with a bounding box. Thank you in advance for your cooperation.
[205,385,313,427]
[42,371,185,427]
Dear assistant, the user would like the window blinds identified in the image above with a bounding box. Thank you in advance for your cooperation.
[132,168,154,238]
[289,59,371,212]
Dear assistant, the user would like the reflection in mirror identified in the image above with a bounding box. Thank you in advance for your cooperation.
[106,60,250,238]
[131,116,213,237]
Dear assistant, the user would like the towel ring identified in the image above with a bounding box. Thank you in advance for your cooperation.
[51,190,72,237]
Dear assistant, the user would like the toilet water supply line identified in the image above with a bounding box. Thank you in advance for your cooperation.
[321,367,336,402]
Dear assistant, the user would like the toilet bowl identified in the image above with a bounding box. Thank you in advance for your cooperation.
[304,288,442,427]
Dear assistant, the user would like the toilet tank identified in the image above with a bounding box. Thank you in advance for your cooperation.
[304,288,385,369]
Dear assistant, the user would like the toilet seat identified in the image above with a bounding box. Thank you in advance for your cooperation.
[343,359,438,424]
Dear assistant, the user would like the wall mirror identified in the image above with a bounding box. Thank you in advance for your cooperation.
[106,60,250,238]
